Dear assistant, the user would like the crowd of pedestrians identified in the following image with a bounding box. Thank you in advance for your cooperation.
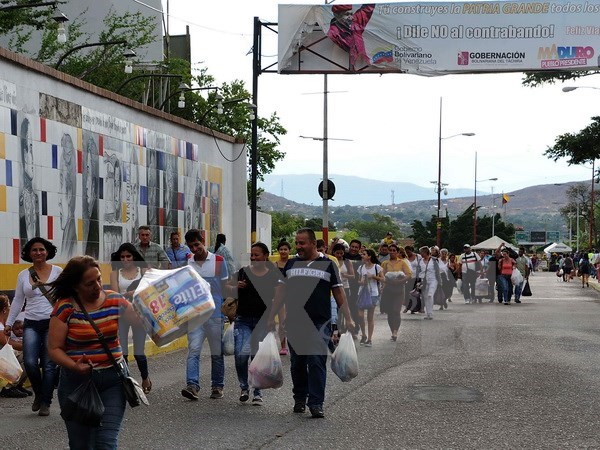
[1,225,584,449]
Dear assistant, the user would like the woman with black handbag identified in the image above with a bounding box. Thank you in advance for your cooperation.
[47,256,142,449]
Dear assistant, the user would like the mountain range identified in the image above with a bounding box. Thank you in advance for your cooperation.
[260,174,475,206]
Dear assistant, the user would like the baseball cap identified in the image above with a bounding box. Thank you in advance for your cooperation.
[463,244,471,248]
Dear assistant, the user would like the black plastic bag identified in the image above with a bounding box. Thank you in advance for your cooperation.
[61,378,105,426]
[522,280,532,297]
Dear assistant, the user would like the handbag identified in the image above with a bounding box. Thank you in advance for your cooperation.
[60,377,105,426]
[522,280,532,296]
[73,295,149,408]
[221,297,238,320]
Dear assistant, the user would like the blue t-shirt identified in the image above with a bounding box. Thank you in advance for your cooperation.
[188,252,229,318]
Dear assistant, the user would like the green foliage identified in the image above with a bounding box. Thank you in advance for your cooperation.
[304,217,335,231]
[544,117,600,165]
[270,211,304,251]
[0,0,52,34]
[410,205,515,254]
[522,70,599,88]
[344,213,401,246]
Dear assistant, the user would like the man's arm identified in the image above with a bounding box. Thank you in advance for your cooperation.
[157,245,172,269]
[332,286,355,332]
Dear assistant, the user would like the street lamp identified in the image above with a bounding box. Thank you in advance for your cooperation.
[473,150,497,245]
[54,40,129,69]
[199,97,254,124]
[562,86,600,92]
[157,84,220,111]
[436,97,475,247]
[0,2,68,43]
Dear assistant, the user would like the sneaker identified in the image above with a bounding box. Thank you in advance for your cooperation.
[293,400,306,413]
[38,404,50,417]
[32,395,42,412]
[239,390,249,403]
[464,299,470,304]
[210,387,224,399]
[279,347,289,356]
[364,340,372,347]
[1,387,28,398]
[515,299,521,303]
[424,316,433,320]
[359,336,367,346]
[503,301,510,305]
[309,406,325,418]
[181,385,199,401]
[252,395,263,405]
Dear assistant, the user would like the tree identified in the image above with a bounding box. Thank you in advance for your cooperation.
[344,213,401,246]
[4,8,287,196]
[269,212,304,251]
[558,183,596,249]
[522,70,599,88]
[544,117,600,165]
[304,217,335,232]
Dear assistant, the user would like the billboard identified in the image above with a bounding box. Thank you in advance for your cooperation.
[278,1,600,75]
[530,231,547,243]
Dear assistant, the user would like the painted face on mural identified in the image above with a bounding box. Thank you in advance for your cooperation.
[59,134,75,230]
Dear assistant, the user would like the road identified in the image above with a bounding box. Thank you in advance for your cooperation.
[2,271,600,449]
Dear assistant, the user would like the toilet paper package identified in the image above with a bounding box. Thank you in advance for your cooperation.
[132,266,215,346]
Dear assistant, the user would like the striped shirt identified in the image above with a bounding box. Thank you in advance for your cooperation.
[52,291,129,368]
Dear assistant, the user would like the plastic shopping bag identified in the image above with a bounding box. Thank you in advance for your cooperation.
[248,332,283,389]
[456,278,463,293]
[357,286,373,310]
[132,266,215,346]
[475,278,489,297]
[222,322,235,356]
[511,268,524,286]
[0,344,22,383]
[60,378,105,426]
[331,332,359,382]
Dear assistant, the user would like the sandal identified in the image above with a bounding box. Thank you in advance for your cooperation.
[142,378,152,394]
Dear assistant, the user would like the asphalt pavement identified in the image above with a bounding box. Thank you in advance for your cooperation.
[2,271,600,449]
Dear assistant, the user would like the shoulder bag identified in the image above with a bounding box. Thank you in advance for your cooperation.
[29,267,54,305]
[73,295,148,408]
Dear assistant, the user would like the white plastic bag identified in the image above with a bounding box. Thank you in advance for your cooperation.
[0,344,23,383]
[456,278,463,293]
[511,268,524,285]
[475,278,488,297]
[331,332,359,382]
[222,322,235,356]
[248,332,283,389]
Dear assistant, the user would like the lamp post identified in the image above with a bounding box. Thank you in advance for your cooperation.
[157,84,220,111]
[55,39,128,69]
[435,97,475,247]
[198,97,254,125]
[473,151,498,245]
[0,2,68,42]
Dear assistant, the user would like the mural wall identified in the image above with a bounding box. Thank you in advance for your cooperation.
[0,83,223,267]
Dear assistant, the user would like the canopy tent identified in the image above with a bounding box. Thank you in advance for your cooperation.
[543,242,573,254]
[472,236,519,251]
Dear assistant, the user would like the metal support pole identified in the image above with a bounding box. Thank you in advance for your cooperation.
[473,151,478,245]
[590,160,595,249]
[322,74,329,244]
[436,97,442,248]
[250,17,260,244]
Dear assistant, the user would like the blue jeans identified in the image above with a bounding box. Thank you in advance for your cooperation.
[58,366,126,450]
[514,280,524,300]
[289,322,332,409]
[186,317,224,390]
[118,318,149,380]
[23,318,57,406]
[234,316,266,396]
[497,275,513,303]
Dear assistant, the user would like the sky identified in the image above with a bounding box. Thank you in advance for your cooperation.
[158,0,598,196]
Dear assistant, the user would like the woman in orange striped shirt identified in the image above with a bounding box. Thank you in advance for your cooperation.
[48,256,140,449]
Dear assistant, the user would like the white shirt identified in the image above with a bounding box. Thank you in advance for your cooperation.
[7,266,62,325]
[358,264,382,296]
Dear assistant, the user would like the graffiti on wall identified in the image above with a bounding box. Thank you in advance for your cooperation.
[0,87,222,265]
